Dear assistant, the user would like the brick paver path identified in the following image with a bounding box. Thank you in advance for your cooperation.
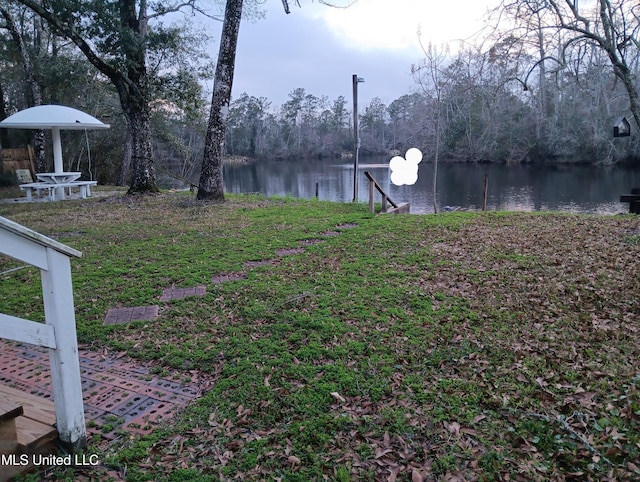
[104,305,159,325]
[0,339,213,443]
[160,285,206,302]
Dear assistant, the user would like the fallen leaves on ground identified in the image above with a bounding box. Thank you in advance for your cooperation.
[5,196,637,481]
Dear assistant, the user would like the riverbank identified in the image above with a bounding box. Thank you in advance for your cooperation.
[1,192,639,481]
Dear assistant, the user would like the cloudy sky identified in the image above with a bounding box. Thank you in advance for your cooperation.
[204,0,496,109]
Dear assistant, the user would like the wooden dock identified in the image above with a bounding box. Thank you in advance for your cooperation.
[0,385,58,482]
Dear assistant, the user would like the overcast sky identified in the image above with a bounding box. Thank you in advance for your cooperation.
[203,0,496,110]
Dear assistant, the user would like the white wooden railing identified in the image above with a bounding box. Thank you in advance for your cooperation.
[0,215,86,450]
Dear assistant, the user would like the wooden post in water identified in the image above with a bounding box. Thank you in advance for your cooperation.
[369,177,375,213]
[482,174,488,211]
[315,182,319,199]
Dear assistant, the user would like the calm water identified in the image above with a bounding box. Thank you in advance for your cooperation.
[223,156,640,214]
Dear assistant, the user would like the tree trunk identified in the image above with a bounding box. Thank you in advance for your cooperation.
[117,124,133,186]
[0,77,10,148]
[197,0,244,201]
[31,131,46,172]
[433,100,440,214]
[123,101,158,194]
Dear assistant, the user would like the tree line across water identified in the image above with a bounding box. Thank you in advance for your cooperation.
[1,1,639,190]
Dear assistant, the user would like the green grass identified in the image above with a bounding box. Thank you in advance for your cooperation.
[2,191,640,481]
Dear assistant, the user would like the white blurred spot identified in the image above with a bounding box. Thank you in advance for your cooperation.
[389,148,423,186]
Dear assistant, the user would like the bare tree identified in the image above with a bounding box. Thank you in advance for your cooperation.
[412,41,447,213]
[499,0,640,130]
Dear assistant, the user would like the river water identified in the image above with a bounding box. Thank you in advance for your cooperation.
[222,156,640,214]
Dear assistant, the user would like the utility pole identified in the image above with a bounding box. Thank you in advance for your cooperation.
[352,74,365,202]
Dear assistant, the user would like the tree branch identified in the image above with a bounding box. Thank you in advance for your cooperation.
[146,0,223,22]
[13,0,121,84]
[282,0,356,14]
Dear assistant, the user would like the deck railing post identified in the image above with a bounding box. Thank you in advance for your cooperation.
[41,247,86,451]
[0,216,86,452]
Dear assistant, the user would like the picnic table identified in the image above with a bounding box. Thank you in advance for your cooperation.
[620,188,640,214]
[35,172,81,183]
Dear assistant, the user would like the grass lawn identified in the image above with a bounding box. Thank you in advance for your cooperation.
[1,190,639,481]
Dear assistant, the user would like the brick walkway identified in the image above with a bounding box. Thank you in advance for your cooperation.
[0,339,212,443]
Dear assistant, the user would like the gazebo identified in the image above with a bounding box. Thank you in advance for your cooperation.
[0,105,110,200]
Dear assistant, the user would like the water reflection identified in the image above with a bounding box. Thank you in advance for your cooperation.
[222,156,640,214]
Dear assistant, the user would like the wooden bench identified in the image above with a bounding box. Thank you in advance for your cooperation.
[620,188,640,213]
[20,180,97,201]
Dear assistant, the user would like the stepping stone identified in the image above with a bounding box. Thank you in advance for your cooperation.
[244,259,279,268]
[321,223,357,237]
[159,285,206,302]
[336,223,358,229]
[104,305,159,325]
[299,239,325,246]
[211,272,247,284]
[275,247,306,256]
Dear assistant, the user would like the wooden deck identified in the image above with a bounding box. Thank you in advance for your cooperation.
[0,384,58,482]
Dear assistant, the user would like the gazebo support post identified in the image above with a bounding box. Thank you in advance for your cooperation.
[51,127,64,200]
[51,127,63,173]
